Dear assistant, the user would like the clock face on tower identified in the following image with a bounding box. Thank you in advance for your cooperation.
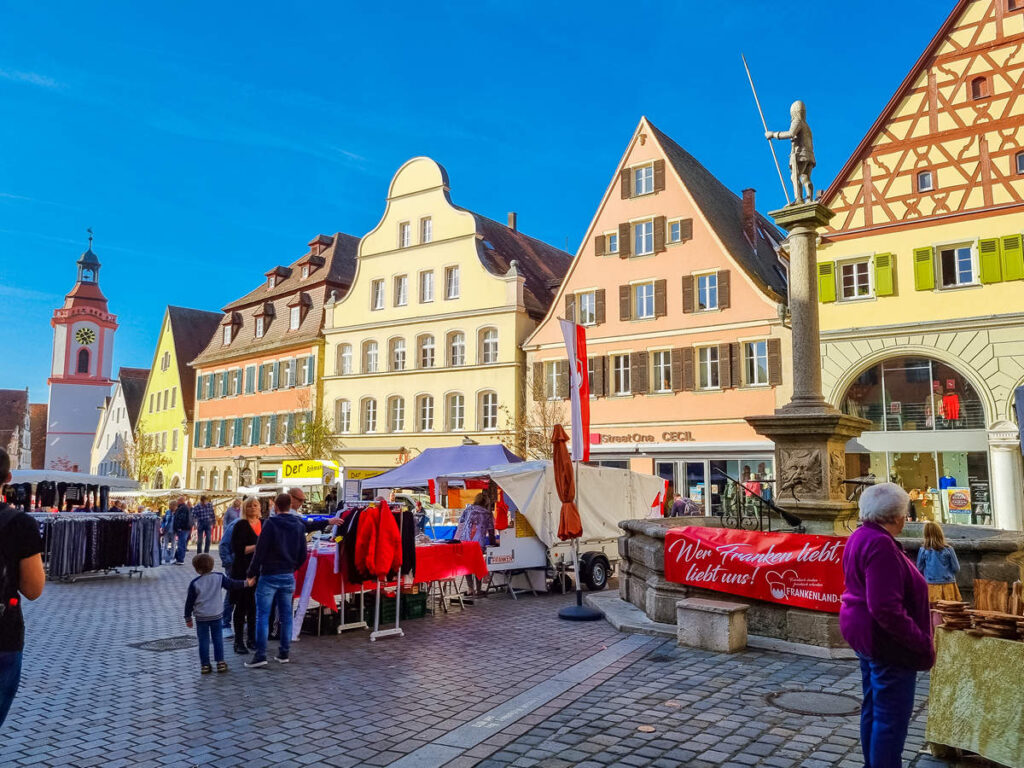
[75,327,97,345]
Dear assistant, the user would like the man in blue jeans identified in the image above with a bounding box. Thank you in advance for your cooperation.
[192,495,215,554]
[172,495,193,565]
[244,492,308,668]
[0,448,45,727]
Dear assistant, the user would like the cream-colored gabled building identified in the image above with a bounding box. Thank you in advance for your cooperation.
[321,157,572,469]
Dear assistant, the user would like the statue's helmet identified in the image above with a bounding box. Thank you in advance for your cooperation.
[791,100,806,116]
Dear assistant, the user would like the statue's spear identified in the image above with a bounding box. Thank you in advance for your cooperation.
[742,54,791,205]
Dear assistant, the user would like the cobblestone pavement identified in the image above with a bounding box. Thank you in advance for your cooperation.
[1,560,953,768]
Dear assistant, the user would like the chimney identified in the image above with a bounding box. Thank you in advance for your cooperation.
[507,212,517,231]
[741,188,757,247]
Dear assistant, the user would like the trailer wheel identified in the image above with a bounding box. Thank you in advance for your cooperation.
[581,553,610,591]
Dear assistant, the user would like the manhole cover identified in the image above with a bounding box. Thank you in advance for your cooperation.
[129,635,198,652]
[766,690,860,716]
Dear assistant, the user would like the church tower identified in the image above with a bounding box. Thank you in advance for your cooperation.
[45,236,117,471]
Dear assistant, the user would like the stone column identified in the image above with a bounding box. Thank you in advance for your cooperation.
[988,421,1024,531]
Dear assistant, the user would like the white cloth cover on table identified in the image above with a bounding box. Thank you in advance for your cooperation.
[292,552,318,641]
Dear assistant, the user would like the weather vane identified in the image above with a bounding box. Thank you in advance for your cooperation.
[87,227,94,248]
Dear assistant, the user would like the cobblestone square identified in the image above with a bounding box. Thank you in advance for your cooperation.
[0,563,950,767]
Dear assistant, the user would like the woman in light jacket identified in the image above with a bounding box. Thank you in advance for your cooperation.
[840,483,933,768]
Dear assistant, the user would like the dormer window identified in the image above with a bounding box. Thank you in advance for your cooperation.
[255,316,265,338]
[286,293,311,331]
[268,275,277,289]
[289,305,301,330]
[222,325,232,345]
[301,265,309,279]
[254,303,273,339]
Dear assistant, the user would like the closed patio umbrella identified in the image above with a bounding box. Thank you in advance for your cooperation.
[552,424,582,541]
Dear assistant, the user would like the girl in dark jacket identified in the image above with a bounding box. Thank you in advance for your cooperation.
[231,497,262,654]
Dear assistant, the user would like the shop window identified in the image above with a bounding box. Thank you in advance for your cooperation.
[840,356,985,432]
[938,244,975,287]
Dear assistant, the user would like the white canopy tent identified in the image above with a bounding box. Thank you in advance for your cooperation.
[11,469,140,491]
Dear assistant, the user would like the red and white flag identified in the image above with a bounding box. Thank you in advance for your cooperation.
[559,319,590,462]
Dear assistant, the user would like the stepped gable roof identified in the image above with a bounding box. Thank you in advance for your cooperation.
[166,306,222,419]
[647,120,788,300]
[29,404,47,469]
[465,213,573,320]
[191,232,359,368]
[117,367,151,431]
[0,389,28,453]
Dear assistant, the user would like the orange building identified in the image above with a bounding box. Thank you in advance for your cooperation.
[524,118,792,513]
[189,233,358,490]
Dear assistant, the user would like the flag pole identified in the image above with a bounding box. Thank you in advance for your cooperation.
[742,54,791,205]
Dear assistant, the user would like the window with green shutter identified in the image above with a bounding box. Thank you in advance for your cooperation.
[817,262,837,303]
[978,237,1003,284]
[251,416,261,446]
[233,418,243,446]
[268,414,278,445]
[1001,234,1024,281]
[913,247,935,291]
[204,421,213,448]
[874,253,895,296]
[193,424,201,448]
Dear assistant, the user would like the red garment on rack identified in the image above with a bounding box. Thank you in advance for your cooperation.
[494,490,510,531]
[354,499,402,579]
[942,394,960,420]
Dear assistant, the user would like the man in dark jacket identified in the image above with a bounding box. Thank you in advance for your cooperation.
[172,496,193,565]
[244,493,308,668]
[0,448,45,726]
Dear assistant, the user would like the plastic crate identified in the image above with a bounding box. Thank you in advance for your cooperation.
[363,591,428,624]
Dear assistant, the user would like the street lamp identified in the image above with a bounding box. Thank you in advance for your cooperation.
[233,455,247,489]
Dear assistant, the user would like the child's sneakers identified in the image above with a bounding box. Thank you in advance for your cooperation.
[274,652,290,664]
[200,665,212,675]
[244,655,268,669]
[216,661,228,673]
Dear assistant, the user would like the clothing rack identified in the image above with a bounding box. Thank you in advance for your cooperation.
[29,511,161,582]
[370,503,407,643]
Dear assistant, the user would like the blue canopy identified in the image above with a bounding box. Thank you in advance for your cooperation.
[361,444,523,490]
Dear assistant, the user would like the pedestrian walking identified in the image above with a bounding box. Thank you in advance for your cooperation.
[244,493,307,668]
[231,497,262,654]
[223,498,242,527]
[172,496,193,565]
[193,495,215,554]
[916,521,961,602]
[840,483,933,768]
[0,448,45,728]
[184,554,245,675]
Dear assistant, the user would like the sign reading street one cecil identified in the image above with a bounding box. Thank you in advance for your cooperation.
[664,527,846,613]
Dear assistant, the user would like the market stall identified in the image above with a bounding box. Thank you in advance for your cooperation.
[6,468,139,512]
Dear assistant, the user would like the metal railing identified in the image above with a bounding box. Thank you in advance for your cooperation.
[711,469,804,533]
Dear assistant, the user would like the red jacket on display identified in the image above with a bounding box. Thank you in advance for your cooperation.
[355,499,402,579]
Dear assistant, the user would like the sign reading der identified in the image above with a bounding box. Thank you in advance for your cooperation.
[664,527,846,613]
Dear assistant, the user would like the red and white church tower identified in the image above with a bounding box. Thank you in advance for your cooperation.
[45,238,117,471]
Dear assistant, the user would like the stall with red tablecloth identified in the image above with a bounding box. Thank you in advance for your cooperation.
[294,541,488,613]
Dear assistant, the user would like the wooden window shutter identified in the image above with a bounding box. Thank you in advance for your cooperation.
[653,159,666,192]
[671,348,684,392]
[532,362,544,400]
[718,343,733,389]
[618,223,631,258]
[682,275,695,313]
[595,289,606,324]
[817,262,837,302]
[654,279,667,317]
[913,247,935,291]
[594,234,605,257]
[682,347,696,391]
[620,169,631,199]
[874,254,896,296]
[557,363,570,400]
[978,238,1003,284]
[631,351,649,394]
[718,270,731,309]
[731,343,741,388]
[593,356,607,397]
[565,293,576,322]
[1002,234,1024,281]
[680,218,693,243]
[767,338,783,386]
[619,285,631,321]
[653,216,666,253]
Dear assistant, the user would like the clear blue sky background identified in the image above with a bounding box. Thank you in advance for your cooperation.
[1,0,951,402]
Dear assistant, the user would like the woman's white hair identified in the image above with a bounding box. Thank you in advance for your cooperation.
[858,482,910,523]
[243,495,261,514]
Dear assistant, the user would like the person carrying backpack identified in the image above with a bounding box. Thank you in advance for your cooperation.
[0,448,45,728]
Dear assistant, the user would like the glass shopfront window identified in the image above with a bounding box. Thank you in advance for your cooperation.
[841,356,984,431]
[656,457,774,516]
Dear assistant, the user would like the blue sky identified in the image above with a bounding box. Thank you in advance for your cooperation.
[1,0,951,402]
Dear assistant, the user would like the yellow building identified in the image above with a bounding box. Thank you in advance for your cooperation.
[321,157,572,469]
[137,306,221,488]
[818,0,1024,530]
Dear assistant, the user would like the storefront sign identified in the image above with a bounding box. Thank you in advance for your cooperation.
[281,460,339,484]
[589,431,695,444]
[347,468,385,480]
[664,527,846,613]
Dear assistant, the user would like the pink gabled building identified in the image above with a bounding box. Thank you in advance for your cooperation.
[523,117,792,514]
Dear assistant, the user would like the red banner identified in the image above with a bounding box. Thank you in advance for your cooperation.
[664,527,847,613]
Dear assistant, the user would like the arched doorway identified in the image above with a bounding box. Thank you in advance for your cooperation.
[840,355,991,525]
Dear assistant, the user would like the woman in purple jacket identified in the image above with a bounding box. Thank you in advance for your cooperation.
[839,483,933,768]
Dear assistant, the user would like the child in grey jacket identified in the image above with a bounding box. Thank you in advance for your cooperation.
[185,554,246,674]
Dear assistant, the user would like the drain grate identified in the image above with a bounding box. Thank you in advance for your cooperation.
[766,690,860,716]
[129,635,198,652]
